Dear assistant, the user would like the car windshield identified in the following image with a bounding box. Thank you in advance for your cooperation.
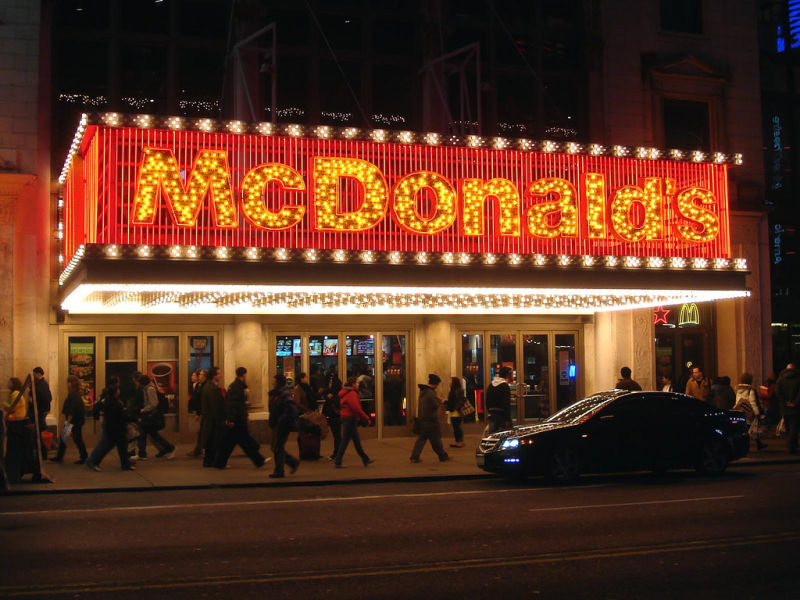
[544,392,619,424]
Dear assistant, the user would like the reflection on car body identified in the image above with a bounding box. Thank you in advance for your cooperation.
[476,390,749,482]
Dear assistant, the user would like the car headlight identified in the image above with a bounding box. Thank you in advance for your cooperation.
[501,438,520,449]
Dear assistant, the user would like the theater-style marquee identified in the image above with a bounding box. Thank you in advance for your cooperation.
[57,114,749,315]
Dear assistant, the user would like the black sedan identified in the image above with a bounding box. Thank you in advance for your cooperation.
[476,390,749,481]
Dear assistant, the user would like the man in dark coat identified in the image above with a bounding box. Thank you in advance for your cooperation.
[32,367,52,459]
[409,374,449,463]
[214,367,267,469]
[201,366,225,467]
[775,361,800,453]
[615,366,643,391]
[485,366,513,434]
[268,374,300,478]
[86,378,134,471]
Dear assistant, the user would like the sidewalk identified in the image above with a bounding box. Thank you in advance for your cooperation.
[6,434,800,495]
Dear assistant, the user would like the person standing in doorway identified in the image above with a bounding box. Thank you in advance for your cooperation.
[685,366,711,402]
[615,367,642,391]
[54,375,88,464]
[410,374,449,463]
[334,377,373,468]
[485,366,513,435]
[447,377,467,448]
[186,369,206,458]
[660,374,675,393]
[775,361,800,454]
[201,367,225,467]
[32,367,52,460]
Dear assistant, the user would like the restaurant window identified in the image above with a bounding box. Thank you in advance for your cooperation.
[347,334,376,424]
[275,335,302,386]
[105,336,138,394]
[68,336,96,410]
[461,334,484,420]
[146,336,178,414]
[654,303,716,392]
[382,335,407,427]
[660,0,703,35]
[522,335,550,419]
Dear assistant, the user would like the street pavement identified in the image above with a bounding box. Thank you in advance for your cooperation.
[6,432,800,494]
[1,463,799,599]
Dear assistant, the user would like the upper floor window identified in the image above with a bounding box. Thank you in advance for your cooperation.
[663,99,710,151]
[660,0,703,35]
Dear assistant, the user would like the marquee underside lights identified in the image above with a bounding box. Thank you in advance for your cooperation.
[60,114,740,270]
[60,283,750,316]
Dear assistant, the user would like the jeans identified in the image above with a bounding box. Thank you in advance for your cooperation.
[334,417,370,466]
[451,417,463,443]
[272,426,299,476]
[410,419,448,461]
[56,423,88,461]
[137,422,174,458]
[214,422,265,468]
[327,416,342,459]
[87,430,131,469]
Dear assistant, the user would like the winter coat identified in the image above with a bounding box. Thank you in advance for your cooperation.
[225,378,249,425]
[321,376,342,418]
[269,386,300,431]
[339,388,370,424]
[61,391,85,427]
[776,367,800,417]
[416,384,441,422]
[95,388,127,439]
[733,384,760,424]
[188,380,204,414]
[485,377,511,421]
[4,390,27,421]
[615,377,642,391]
[201,381,225,425]
[34,378,52,414]
[685,377,711,402]
[446,387,467,416]
[294,382,315,412]
[710,377,736,411]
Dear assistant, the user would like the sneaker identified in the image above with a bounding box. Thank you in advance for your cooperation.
[85,463,101,472]
[363,458,375,466]
[410,457,422,463]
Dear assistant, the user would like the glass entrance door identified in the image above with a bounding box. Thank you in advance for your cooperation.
[346,334,376,426]
[309,334,339,411]
[522,334,550,420]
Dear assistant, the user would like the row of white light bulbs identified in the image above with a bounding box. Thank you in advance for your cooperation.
[93,112,743,165]
[104,243,746,272]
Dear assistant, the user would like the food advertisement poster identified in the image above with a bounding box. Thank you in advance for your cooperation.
[147,360,177,413]
[68,339,95,409]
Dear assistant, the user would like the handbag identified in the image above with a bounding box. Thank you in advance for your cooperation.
[60,422,73,444]
[460,400,476,416]
[41,430,55,450]
[126,422,141,442]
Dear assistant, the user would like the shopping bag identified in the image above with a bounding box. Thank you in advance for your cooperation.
[41,430,55,450]
[60,422,73,444]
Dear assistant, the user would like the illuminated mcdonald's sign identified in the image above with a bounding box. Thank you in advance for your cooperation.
[679,303,701,326]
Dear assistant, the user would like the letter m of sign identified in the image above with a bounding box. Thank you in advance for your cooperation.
[131,147,238,228]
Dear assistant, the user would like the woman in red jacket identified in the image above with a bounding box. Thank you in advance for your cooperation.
[333,377,374,468]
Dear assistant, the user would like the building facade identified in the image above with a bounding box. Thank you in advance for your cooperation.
[1,0,771,443]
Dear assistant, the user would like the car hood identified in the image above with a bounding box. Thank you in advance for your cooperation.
[489,421,576,438]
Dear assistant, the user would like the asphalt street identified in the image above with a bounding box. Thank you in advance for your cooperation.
[1,464,798,599]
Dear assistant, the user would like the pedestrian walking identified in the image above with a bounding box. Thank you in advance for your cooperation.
[32,367,52,460]
[54,375,88,464]
[447,377,467,448]
[733,372,766,451]
[269,374,301,478]
[85,377,134,471]
[485,366,513,435]
[615,366,642,391]
[410,374,449,463]
[214,367,268,469]
[321,367,342,460]
[186,369,206,458]
[332,377,373,468]
[710,376,736,410]
[685,366,711,402]
[136,374,175,460]
[201,366,225,467]
[775,361,800,454]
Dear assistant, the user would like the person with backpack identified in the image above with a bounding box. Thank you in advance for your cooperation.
[269,374,301,478]
[733,372,766,451]
[136,374,175,460]
[485,366,513,434]
[214,367,267,469]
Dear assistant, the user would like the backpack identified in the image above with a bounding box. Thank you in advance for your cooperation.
[157,390,169,413]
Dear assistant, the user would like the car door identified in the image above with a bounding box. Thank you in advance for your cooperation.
[581,395,656,472]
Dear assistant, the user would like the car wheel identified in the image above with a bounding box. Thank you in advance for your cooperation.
[694,439,729,476]
[547,448,580,483]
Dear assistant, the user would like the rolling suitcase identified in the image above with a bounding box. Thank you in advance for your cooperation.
[298,430,321,460]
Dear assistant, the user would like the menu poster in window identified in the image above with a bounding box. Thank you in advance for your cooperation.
[68,340,95,409]
[323,338,338,356]
[147,360,177,412]
[188,336,213,389]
